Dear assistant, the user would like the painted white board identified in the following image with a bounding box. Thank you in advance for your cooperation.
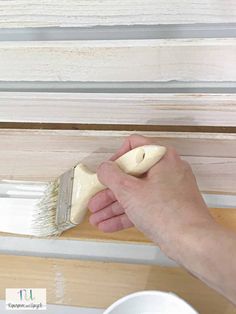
[0,93,236,126]
[0,39,235,82]
[0,0,236,28]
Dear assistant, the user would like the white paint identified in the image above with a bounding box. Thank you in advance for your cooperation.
[0,197,38,234]
[0,0,235,28]
[0,39,235,82]
[53,264,65,304]
[0,181,47,235]
[0,129,235,193]
[0,179,235,236]
[1,92,236,127]
[0,178,234,267]
[0,178,235,237]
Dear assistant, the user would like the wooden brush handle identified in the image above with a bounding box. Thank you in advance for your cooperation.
[115,145,166,176]
[70,145,166,225]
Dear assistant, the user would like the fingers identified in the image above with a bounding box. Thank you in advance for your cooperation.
[88,134,165,234]
[97,161,140,202]
[96,213,134,233]
[89,201,124,226]
[88,188,116,213]
[110,134,153,161]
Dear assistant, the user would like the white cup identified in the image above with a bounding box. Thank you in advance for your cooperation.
[103,291,199,314]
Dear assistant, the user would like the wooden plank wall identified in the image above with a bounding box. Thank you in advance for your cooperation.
[0,1,235,312]
[0,129,235,195]
[0,92,235,126]
[0,39,235,82]
[0,255,236,314]
[0,1,236,27]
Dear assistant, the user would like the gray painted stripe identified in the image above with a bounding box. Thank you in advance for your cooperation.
[0,81,236,93]
[0,24,236,41]
[0,236,177,267]
[203,193,236,209]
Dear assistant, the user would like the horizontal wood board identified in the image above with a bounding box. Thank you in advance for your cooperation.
[0,255,235,313]
[61,208,236,243]
[0,129,235,194]
[0,93,236,127]
[0,206,236,244]
[0,1,236,27]
[0,1,235,310]
[0,39,235,82]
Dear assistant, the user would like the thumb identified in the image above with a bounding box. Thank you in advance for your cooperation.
[97,161,140,201]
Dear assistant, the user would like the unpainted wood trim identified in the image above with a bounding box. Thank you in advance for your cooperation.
[0,93,236,127]
[0,254,235,313]
[0,39,235,82]
[61,208,236,243]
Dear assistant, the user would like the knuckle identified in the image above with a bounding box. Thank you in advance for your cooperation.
[97,162,108,177]
[182,159,190,167]
[119,176,142,192]
[111,202,122,215]
[167,146,178,157]
[166,147,181,163]
[182,160,192,172]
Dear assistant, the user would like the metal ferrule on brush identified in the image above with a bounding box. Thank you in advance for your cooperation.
[56,167,77,232]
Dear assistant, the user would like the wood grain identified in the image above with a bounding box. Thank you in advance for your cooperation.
[1,92,236,127]
[0,129,235,194]
[0,39,235,82]
[1,207,236,243]
[0,0,235,28]
[62,208,236,243]
[0,254,235,313]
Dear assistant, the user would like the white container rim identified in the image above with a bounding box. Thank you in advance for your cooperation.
[103,290,199,314]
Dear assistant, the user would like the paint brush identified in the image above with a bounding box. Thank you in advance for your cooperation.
[0,145,166,237]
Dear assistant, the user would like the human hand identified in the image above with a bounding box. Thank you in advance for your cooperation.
[88,135,214,257]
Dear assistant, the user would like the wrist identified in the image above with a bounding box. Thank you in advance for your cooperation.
[159,217,219,263]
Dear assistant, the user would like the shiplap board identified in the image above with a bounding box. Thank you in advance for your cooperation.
[0,39,235,82]
[0,255,236,314]
[1,92,236,126]
[2,207,236,246]
[0,1,236,28]
[0,181,235,239]
[65,208,236,242]
[0,170,235,238]
[0,129,235,194]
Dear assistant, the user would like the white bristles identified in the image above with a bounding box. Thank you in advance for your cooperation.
[31,180,61,237]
